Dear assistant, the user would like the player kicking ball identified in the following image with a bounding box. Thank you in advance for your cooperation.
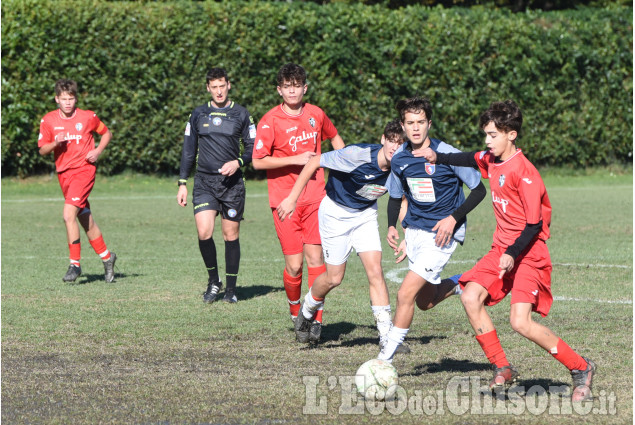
[419,100,596,402]
[277,120,405,346]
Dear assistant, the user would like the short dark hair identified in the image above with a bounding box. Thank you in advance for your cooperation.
[395,97,433,123]
[383,118,405,142]
[206,68,229,84]
[277,63,306,86]
[55,79,77,97]
[479,100,523,134]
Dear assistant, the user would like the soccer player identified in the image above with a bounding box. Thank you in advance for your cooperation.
[277,119,404,345]
[419,100,595,402]
[178,68,255,304]
[378,97,487,362]
[252,63,345,333]
[38,79,117,283]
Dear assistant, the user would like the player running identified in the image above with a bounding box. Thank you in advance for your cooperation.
[178,68,255,304]
[277,119,404,346]
[419,100,595,402]
[38,79,117,283]
[252,64,344,334]
[378,97,487,362]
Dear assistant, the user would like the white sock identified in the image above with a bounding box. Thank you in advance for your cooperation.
[372,305,392,343]
[378,326,409,362]
[453,284,463,295]
[302,289,323,320]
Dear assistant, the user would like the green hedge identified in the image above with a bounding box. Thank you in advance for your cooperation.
[1,0,632,177]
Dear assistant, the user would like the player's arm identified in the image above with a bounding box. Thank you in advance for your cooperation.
[417,148,479,169]
[85,127,112,164]
[177,115,198,207]
[39,137,62,156]
[328,134,345,150]
[276,154,322,221]
[38,124,63,156]
[252,151,316,170]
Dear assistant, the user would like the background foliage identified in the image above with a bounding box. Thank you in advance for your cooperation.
[1,0,632,177]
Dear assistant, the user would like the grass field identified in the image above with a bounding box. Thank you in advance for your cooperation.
[2,170,632,424]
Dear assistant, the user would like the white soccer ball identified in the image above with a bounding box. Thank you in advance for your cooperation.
[355,358,399,401]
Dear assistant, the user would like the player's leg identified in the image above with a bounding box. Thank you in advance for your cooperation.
[78,208,116,283]
[195,209,222,302]
[295,262,345,343]
[220,218,240,303]
[509,255,594,401]
[461,280,518,388]
[415,274,462,310]
[62,203,83,282]
[302,201,326,326]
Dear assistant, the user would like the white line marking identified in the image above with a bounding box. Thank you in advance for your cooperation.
[553,296,632,305]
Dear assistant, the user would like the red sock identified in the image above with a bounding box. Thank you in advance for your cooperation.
[283,269,302,317]
[69,242,81,266]
[549,339,588,371]
[308,265,326,323]
[89,235,111,261]
[476,330,509,368]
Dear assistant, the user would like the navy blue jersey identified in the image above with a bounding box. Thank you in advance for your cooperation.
[387,138,481,242]
[321,144,390,210]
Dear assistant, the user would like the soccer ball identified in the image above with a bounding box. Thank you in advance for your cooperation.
[355,358,399,401]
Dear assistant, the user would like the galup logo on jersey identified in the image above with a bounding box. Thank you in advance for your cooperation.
[288,131,317,152]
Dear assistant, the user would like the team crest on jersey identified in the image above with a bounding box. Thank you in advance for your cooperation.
[256,140,263,150]
[499,174,506,187]
[425,163,435,175]
[75,123,83,131]
[308,117,316,128]
[213,117,222,126]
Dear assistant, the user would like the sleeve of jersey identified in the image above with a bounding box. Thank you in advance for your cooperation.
[38,119,52,148]
[320,113,338,140]
[474,151,490,179]
[88,112,108,135]
[239,112,256,166]
[386,167,403,198]
[517,169,544,225]
[179,116,198,180]
[252,118,274,159]
[319,145,369,172]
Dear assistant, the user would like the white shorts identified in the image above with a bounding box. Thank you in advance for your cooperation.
[318,196,382,266]
[405,228,457,284]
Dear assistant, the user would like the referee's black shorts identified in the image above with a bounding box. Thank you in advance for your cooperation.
[192,172,245,221]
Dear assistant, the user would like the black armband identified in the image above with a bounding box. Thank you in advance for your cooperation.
[504,221,543,259]
[450,181,486,223]
[387,196,402,228]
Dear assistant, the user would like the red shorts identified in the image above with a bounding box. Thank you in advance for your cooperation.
[57,165,96,210]
[271,201,322,255]
[459,240,553,317]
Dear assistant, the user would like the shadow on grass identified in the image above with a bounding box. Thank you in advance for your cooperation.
[237,284,283,301]
[412,358,492,376]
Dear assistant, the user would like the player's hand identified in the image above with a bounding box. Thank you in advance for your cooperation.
[294,151,316,166]
[413,147,437,162]
[177,185,188,207]
[386,226,400,251]
[431,215,457,247]
[85,148,101,164]
[499,254,514,278]
[276,197,296,221]
[394,240,407,263]
[219,160,239,176]
[54,132,67,144]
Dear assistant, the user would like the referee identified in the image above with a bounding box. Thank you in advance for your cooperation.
[177,68,255,304]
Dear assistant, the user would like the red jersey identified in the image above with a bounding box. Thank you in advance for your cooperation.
[38,108,108,173]
[253,103,338,207]
[474,149,551,248]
